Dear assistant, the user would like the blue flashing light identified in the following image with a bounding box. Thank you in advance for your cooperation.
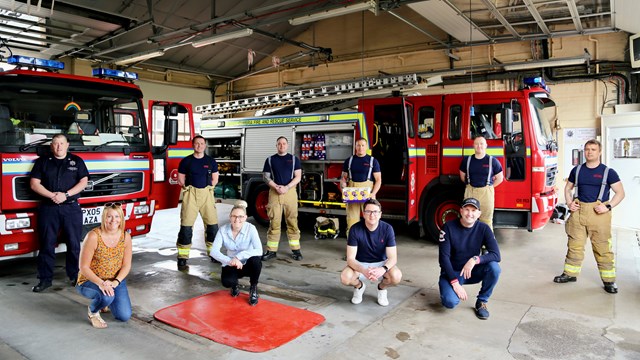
[523,76,550,93]
[7,55,65,70]
[92,68,139,81]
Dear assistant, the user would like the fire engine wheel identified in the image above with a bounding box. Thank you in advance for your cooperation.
[248,184,270,227]
[423,189,463,242]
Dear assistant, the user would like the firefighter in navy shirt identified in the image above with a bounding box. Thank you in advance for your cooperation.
[30,134,89,292]
[340,138,381,237]
[176,135,219,270]
[439,198,501,320]
[261,136,303,261]
[553,139,625,294]
[341,199,402,307]
[459,136,503,230]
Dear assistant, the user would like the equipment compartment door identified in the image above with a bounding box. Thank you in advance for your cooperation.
[148,101,195,210]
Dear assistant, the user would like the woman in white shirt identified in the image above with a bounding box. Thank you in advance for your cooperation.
[211,200,263,305]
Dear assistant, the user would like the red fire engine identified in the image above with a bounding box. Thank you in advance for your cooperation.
[0,55,185,258]
[196,75,558,241]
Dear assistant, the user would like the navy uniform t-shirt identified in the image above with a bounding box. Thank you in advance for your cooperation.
[347,220,396,263]
[459,155,503,187]
[30,152,89,204]
[568,163,620,202]
[342,155,381,182]
[178,154,218,188]
[263,153,301,186]
[439,219,500,282]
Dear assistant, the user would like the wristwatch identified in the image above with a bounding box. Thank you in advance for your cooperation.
[65,191,71,197]
[382,265,389,273]
[605,204,612,210]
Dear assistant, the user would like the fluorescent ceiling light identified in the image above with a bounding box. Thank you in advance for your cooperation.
[289,1,376,26]
[503,56,588,71]
[408,1,488,42]
[192,28,254,48]
[113,50,164,65]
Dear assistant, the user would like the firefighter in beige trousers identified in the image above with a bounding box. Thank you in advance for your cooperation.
[341,138,381,237]
[553,139,625,294]
[459,136,503,230]
[261,136,303,261]
[176,135,219,271]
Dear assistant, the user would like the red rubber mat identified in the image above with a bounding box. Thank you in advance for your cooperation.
[154,290,325,352]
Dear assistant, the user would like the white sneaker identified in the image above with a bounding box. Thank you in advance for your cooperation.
[351,281,366,304]
[377,288,389,306]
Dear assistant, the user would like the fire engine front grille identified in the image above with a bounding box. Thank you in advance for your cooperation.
[14,172,145,201]
[546,164,558,187]
[426,155,438,169]
[426,145,438,153]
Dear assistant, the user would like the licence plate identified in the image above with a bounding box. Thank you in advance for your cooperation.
[82,206,103,225]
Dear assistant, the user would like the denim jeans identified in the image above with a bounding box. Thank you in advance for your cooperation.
[439,262,501,308]
[77,279,132,321]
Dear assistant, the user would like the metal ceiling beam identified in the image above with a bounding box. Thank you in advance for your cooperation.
[479,0,522,40]
[386,10,451,49]
[522,0,551,35]
[565,0,583,33]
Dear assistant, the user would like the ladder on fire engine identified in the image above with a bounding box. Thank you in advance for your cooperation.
[196,74,421,117]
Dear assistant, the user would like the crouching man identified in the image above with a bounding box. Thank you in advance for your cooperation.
[340,199,402,306]
[438,198,501,319]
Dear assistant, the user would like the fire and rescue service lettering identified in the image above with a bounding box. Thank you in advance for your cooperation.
[234,117,303,126]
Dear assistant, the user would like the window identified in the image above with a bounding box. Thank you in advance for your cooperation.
[449,105,461,140]
[418,106,435,139]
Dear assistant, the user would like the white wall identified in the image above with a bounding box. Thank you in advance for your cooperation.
[138,80,212,107]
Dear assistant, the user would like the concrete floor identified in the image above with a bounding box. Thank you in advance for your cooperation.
[1,203,639,360]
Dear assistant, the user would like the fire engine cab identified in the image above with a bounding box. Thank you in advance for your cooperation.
[196,75,558,241]
[0,55,183,258]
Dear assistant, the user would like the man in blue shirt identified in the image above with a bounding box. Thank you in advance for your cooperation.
[439,198,501,319]
[553,139,625,294]
[340,199,402,307]
[261,136,303,261]
[459,136,503,230]
[340,138,381,237]
[176,135,219,270]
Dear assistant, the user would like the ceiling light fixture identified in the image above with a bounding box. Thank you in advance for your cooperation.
[289,1,376,26]
[503,56,589,71]
[192,28,254,48]
[113,50,165,65]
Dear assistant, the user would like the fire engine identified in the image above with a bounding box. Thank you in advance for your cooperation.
[196,75,558,241]
[0,55,185,258]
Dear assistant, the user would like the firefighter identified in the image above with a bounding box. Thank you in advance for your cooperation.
[176,135,219,271]
[261,136,303,261]
[340,138,381,237]
[459,136,503,230]
[30,134,89,292]
[554,139,625,294]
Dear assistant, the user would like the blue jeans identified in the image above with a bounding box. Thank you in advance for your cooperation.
[77,280,132,321]
[439,262,501,308]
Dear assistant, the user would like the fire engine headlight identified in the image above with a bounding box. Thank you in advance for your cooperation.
[6,218,31,230]
[133,204,150,215]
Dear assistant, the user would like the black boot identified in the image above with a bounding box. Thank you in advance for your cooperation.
[249,285,259,306]
[177,258,188,271]
[261,250,276,261]
[291,249,303,261]
[230,285,240,297]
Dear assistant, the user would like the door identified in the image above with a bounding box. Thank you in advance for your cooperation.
[403,98,418,223]
[602,113,640,230]
[148,101,194,210]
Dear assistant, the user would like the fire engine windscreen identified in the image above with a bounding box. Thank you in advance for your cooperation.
[0,76,148,150]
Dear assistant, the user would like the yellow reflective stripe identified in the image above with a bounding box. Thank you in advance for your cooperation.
[288,239,300,246]
[266,241,280,248]
[599,269,616,278]
[168,149,193,158]
[443,148,463,156]
[563,264,581,274]
[177,248,190,256]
